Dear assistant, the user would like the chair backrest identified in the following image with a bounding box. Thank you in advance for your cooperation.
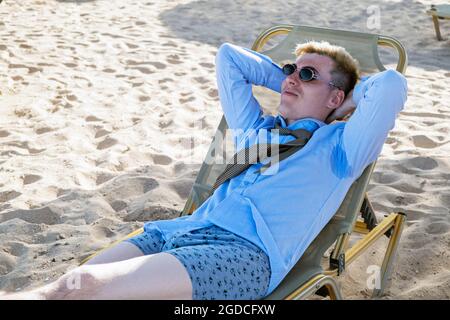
[180,24,407,299]
[253,24,407,74]
[427,4,450,19]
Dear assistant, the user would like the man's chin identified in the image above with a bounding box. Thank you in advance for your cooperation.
[278,104,289,119]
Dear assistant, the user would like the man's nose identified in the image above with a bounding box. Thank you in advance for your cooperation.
[287,73,300,87]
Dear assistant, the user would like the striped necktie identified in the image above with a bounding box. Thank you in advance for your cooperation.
[210,122,313,194]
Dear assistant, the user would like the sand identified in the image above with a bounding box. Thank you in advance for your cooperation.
[0,0,449,299]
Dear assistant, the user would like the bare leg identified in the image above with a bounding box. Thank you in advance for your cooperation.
[3,252,193,300]
[84,241,144,265]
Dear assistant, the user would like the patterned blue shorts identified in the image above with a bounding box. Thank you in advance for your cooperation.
[124,225,271,300]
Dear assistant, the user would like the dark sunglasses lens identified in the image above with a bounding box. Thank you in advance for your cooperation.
[282,64,296,75]
[299,68,314,81]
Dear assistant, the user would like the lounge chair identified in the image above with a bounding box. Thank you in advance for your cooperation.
[426,4,450,41]
[82,24,408,300]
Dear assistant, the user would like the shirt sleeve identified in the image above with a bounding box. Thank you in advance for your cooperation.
[215,43,286,144]
[333,69,408,178]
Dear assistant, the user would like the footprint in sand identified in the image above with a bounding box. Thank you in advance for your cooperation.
[3,242,28,258]
[86,115,102,122]
[412,135,439,148]
[91,225,115,239]
[63,62,78,68]
[95,173,115,186]
[0,130,10,137]
[193,76,209,84]
[139,95,151,102]
[131,67,153,74]
[57,90,78,102]
[151,153,173,165]
[124,205,179,222]
[167,54,182,65]
[56,188,70,198]
[35,127,54,135]
[22,174,42,185]
[109,200,127,212]
[390,181,424,194]
[158,119,173,129]
[406,156,439,170]
[124,59,167,69]
[179,96,195,104]
[148,62,166,70]
[95,128,110,138]
[19,43,32,50]
[124,59,140,66]
[97,137,118,150]
[208,88,218,98]
[425,222,450,235]
[103,177,159,202]
[159,78,173,84]
[169,179,193,199]
[8,63,42,74]
[125,43,140,49]
[385,137,397,145]
[6,141,45,154]
[0,190,21,203]
[371,171,400,184]
[0,207,61,225]
[11,75,24,82]
[162,41,178,48]
[102,68,116,73]
[199,62,215,69]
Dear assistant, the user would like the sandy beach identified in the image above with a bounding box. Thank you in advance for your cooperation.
[0,0,449,299]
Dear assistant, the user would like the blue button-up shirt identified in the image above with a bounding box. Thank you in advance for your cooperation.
[145,43,408,295]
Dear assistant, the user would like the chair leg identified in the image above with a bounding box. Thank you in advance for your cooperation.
[286,274,343,300]
[431,16,444,41]
[372,213,406,297]
[323,280,343,300]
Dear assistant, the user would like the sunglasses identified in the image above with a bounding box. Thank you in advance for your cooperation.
[282,63,342,90]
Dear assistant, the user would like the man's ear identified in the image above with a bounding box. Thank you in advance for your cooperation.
[326,90,346,111]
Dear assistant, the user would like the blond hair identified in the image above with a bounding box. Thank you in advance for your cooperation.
[294,41,360,95]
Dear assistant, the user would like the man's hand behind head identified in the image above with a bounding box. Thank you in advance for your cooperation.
[325,89,356,124]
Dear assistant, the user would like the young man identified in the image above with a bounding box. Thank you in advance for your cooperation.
[3,41,407,300]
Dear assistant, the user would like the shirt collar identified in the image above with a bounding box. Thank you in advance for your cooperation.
[275,114,326,132]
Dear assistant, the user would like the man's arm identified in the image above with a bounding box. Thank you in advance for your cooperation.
[333,69,408,178]
[215,43,285,144]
